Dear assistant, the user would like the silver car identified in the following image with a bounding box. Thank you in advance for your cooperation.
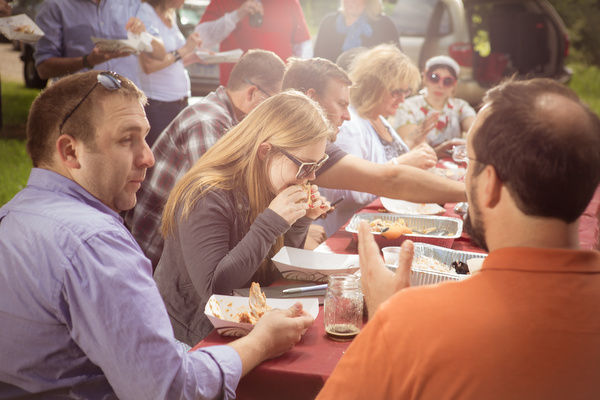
[391,0,572,105]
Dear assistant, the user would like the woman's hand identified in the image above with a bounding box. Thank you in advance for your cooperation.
[268,185,311,225]
[126,17,146,34]
[304,184,330,220]
[395,142,438,169]
[181,32,202,57]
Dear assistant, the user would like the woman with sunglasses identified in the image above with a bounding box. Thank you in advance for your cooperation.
[154,90,334,346]
[315,44,438,237]
[394,55,477,158]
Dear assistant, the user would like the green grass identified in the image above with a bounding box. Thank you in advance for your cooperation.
[0,63,599,206]
[567,63,600,113]
[1,79,39,206]
[0,138,32,205]
[2,80,40,127]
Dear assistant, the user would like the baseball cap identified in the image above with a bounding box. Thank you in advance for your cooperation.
[425,55,460,77]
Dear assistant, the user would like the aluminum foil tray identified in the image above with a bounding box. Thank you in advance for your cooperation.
[345,213,463,248]
[410,243,487,286]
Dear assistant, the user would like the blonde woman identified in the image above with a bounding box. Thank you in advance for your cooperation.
[315,44,437,237]
[314,0,399,63]
[154,90,335,346]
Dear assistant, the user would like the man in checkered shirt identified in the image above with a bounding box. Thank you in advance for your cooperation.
[124,49,286,268]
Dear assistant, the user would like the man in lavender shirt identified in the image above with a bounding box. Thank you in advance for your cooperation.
[0,71,313,399]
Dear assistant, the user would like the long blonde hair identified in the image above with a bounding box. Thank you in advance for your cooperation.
[349,44,420,119]
[162,90,335,259]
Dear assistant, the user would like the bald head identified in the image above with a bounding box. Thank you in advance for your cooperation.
[470,78,600,223]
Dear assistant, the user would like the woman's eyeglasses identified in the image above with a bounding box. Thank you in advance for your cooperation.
[427,72,456,87]
[390,88,412,99]
[59,71,122,134]
[277,148,329,180]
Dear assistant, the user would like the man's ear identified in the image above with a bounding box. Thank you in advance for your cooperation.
[245,85,258,102]
[56,134,81,169]
[257,142,272,161]
[306,88,318,101]
[479,164,502,209]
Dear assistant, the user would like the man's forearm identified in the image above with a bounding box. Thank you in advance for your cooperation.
[37,57,86,80]
[314,155,467,204]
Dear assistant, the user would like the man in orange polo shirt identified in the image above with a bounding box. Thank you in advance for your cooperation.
[317,78,600,399]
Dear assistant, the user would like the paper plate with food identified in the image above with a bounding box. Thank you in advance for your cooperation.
[195,48,243,64]
[380,197,445,216]
[205,283,319,337]
[0,14,44,44]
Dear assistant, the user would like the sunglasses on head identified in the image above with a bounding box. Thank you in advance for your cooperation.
[60,71,122,134]
[277,148,329,180]
[390,87,412,99]
[427,72,456,87]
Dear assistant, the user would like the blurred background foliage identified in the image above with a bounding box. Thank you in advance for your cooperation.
[300,0,600,66]
[547,0,600,66]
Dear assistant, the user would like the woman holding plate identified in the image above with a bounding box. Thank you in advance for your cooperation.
[154,90,334,346]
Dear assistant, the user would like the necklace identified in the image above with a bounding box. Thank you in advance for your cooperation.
[370,117,393,143]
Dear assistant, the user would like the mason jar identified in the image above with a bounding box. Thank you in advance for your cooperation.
[324,273,363,341]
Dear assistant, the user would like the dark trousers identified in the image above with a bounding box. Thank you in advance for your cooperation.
[144,97,188,148]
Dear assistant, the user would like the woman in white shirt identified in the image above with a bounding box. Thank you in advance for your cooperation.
[139,0,201,147]
[316,44,437,237]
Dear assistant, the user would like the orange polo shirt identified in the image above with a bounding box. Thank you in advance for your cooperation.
[317,247,600,399]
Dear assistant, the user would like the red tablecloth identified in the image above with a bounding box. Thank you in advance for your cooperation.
[191,291,350,400]
[326,185,600,254]
[191,185,600,399]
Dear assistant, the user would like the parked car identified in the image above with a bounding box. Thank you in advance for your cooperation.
[176,0,219,96]
[390,0,572,106]
[11,0,47,89]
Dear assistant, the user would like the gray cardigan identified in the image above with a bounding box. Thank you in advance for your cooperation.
[154,188,311,346]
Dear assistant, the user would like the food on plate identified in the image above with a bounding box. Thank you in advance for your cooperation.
[302,182,313,206]
[368,218,413,239]
[12,24,34,34]
[413,255,472,276]
[413,255,451,273]
[451,260,470,275]
[209,282,272,325]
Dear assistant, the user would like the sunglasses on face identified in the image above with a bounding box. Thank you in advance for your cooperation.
[277,148,330,180]
[427,72,456,87]
[390,87,412,99]
[60,71,122,134]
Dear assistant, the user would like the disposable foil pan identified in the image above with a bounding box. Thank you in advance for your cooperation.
[345,213,463,248]
[409,243,487,286]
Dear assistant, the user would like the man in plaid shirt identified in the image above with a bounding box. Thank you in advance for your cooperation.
[124,49,286,268]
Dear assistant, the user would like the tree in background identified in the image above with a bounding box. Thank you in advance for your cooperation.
[548,0,600,65]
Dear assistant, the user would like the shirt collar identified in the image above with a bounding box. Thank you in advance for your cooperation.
[27,168,123,222]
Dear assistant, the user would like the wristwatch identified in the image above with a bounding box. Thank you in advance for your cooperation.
[82,53,93,69]
[172,50,182,62]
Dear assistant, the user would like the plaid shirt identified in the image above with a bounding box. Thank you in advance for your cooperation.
[125,86,238,267]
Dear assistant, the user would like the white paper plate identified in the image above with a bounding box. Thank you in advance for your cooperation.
[205,295,319,337]
[272,246,360,283]
[380,198,446,215]
[0,14,44,44]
